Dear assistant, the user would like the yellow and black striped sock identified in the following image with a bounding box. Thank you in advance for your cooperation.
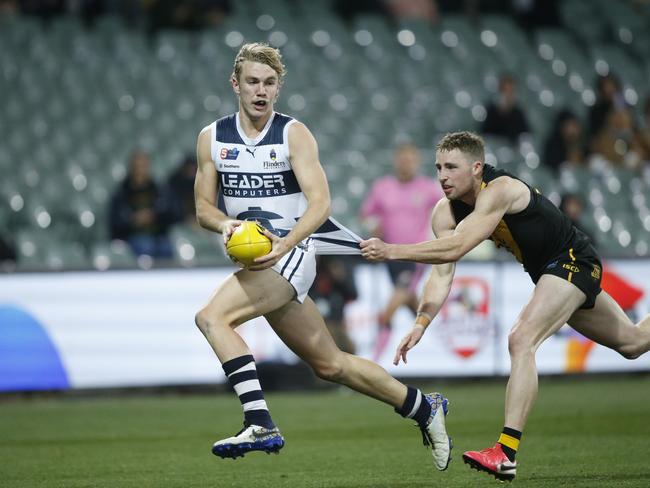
[498,427,522,462]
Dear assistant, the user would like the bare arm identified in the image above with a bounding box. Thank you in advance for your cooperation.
[194,126,239,241]
[361,177,523,264]
[251,122,330,269]
[393,201,457,364]
[416,208,456,323]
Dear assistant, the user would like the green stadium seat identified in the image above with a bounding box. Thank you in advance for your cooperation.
[559,0,606,45]
[42,242,89,271]
[170,223,231,267]
[91,240,138,270]
[14,229,50,269]
[3,3,649,269]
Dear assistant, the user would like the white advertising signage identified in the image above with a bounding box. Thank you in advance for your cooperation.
[1,260,649,391]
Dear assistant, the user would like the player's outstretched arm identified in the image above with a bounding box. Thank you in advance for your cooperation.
[250,122,330,269]
[194,126,240,243]
[394,205,457,365]
[361,178,515,264]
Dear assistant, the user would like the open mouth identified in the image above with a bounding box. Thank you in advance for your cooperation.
[253,100,267,108]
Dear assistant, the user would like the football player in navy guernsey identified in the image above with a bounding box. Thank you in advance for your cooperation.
[193,42,452,469]
[361,131,650,481]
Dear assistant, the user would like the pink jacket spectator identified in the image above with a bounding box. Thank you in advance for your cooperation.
[360,175,444,244]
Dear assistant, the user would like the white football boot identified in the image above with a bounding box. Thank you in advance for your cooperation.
[420,392,452,471]
[211,424,285,459]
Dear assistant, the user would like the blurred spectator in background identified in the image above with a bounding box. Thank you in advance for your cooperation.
[168,153,198,225]
[587,73,627,140]
[386,0,439,23]
[109,150,176,259]
[0,0,17,15]
[543,109,587,172]
[360,144,443,360]
[481,73,530,144]
[590,107,645,171]
[559,193,596,246]
[309,256,358,354]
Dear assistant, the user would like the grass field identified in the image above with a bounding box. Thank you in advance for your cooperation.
[2,376,650,487]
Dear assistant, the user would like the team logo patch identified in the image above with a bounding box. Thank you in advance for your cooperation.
[220,147,240,160]
[436,277,493,359]
[270,148,277,161]
[546,260,559,269]
[591,264,601,280]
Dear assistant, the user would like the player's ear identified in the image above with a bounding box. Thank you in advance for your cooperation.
[472,160,483,176]
[231,76,240,95]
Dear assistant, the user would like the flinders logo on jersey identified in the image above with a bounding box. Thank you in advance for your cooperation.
[263,148,287,169]
[220,147,240,160]
[220,171,296,197]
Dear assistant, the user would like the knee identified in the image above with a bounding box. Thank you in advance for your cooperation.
[311,357,345,383]
[508,325,536,358]
[195,309,224,336]
[195,309,209,334]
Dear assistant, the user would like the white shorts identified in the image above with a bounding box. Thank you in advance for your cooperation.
[272,238,316,303]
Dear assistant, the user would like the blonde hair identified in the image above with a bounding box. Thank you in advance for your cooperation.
[436,131,485,163]
[231,42,286,84]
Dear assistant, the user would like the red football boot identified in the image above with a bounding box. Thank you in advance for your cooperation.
[463,443,516,481]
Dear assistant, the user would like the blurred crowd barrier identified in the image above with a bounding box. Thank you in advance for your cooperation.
[1,259,649,392]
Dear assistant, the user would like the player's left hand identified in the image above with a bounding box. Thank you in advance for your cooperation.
[393,324,426,365]
[360,237,389,262]
[247,227,291,271]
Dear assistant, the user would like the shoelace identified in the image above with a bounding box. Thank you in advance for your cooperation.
[234,421,251,437]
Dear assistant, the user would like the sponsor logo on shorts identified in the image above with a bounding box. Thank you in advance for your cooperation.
[591,264,601,280]
[562,263,580,273]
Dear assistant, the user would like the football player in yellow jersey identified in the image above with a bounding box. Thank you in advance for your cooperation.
[361,131,650,481]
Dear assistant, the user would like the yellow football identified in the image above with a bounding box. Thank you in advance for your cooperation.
[226,221,272,266]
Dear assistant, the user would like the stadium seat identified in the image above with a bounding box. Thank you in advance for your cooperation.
[42,242,89,271]
[170,223,231,267]
[559,0,606,45]
[90,240,138,270]
[2,3,649,270]
[14,229,50,270]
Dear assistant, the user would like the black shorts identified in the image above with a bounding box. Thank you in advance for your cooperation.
[535,245,602,309]
[386,261,418,289]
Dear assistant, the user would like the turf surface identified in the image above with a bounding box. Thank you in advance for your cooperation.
[2,376,650,487]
